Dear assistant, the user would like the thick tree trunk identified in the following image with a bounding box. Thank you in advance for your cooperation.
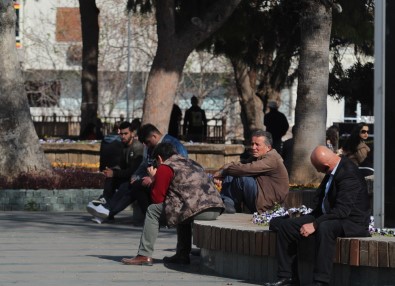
[141,0,241,133]
[0,1,51,178]
[79,0,99,137]
[290,1,332,185]
[142,40,190,132]
[231,59,264,140]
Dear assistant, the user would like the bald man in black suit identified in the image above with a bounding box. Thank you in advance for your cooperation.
[265,146,371,286]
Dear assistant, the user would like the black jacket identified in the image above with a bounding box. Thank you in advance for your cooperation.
[311,156,371,237]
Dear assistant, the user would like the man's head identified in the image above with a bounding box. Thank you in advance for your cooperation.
[137,124,163,148]
[310,145,341,174]
[119,121,138,146]
[267,101,278,110]
[130,118,141,133]
[191,96,198,106]
[250,130,273,158]
[152,142,177,165]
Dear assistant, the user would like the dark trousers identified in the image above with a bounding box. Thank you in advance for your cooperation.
[102,177,128,202]
[105,180,151,217]
[270,215,344,284]
[176,223,192,257]
[176,209,222,257]
[221,175,258,213]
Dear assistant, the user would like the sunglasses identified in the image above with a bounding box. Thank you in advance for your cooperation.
[360,130,369,134]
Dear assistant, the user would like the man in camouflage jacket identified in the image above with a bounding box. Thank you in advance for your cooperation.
[121,142,224,266]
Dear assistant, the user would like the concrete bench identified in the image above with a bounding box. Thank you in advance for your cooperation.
[193,214,395,285]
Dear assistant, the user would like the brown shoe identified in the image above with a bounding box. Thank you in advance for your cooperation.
[121,255,153,266]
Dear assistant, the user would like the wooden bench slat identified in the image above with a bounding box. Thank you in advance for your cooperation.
[243,231,250,256]
[262,231,270,256]
[269,231,276,257]
[255,232,263,256]
[220,228,226,252]
[378,241,389,267]
[231,229,238,253]
[217,228,221,250]
[237,230,244,254]
[224,228,231,252]
[349,239,360,266]
[249,231,256,256]
[204,225,212,250]
[359,240,369,266]
[368,240,378,267]
[389,241,395,268]
[340,238,350,265]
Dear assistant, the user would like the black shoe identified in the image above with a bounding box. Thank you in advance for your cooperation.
[190,248,201,256]
[263,277,298,286]
[163,254,190,265]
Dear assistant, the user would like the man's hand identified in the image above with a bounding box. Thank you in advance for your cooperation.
[103,167,114,178]
[213,170,222,178]
[212,170,223,190]
[147,166,157,178]
[213,177,222,187]
[141,176,153,187]
[300,223,316,237]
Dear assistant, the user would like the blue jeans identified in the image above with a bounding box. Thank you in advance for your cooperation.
[221,175,258,213]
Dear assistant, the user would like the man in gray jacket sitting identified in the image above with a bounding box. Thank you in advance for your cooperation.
[214,130,289,214]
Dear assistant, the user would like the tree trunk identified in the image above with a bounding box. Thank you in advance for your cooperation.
[79,0,99,137]
[231,59,264,140]
[0,1,51,178]
[142,39,190,132]
[141,0,241,133]
[290,1,332,185]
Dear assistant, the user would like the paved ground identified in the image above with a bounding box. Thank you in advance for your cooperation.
[0,211,260,286]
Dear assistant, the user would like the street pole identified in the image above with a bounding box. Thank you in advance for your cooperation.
[126,10,132,121]
[374,0,385,228]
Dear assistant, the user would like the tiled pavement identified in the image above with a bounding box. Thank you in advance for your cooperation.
[0,211,260,286]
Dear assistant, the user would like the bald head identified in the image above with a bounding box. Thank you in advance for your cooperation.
[310,145,340,174]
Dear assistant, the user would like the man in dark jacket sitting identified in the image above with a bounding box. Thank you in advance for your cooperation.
[265,146,370,286]
[88,120,143,223]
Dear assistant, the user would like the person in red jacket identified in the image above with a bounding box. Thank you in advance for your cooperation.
[121,142,224,266]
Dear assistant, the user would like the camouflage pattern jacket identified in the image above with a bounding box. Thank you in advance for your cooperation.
[163,155,224,227]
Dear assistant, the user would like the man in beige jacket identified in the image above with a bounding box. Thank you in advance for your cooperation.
[214,130,289,213]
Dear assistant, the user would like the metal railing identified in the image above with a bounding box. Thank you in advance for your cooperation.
[31,114,226,143]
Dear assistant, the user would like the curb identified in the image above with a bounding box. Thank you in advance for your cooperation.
[0,189,102,211]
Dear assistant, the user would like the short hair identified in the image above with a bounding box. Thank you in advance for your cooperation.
[119,121,131,130]
[251,129,273,146]
[152,142,177,161]
[137,123,161,143]
[130,118,141,132]
[112,121,122,132]
[191,96,198,105]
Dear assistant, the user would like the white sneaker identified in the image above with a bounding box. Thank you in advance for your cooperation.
[91,216,104,224]
[86,202,110,219]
